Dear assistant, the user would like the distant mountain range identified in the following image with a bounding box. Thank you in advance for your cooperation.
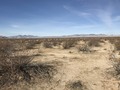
[63,34,109,37]
[9,35,39,38]
[0,36,7,38]
[0,34,120,39]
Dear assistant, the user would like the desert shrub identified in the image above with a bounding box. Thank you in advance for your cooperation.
[109,58,120,83]
[0,40,15,55]
[114,61,120,76]
[34,40,41,44]
[62,40,76,49]
[114,41,120,51]
[52,41,59,46]
[0,56,33,86]
[66,80,87,90]
[112,59,120,79]
[43,42,53,48]
[10,39,27,51]
[26,43,35,49]
[107,38,120,51]
[88,39,100,47]
[0,40,33,87]
[109,52,116,61]
[109,38,118,44]
[78,45,91,53]
[0,39,57,89]
[26,62,57,81]
[25,40,36,49]
[0,56,57,88]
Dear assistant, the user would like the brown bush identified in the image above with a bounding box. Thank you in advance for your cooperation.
[0,40,32,87]
[0,56,33,86]
[111,59,120,80]
[0,56,57,88]
[43,42,53,48]
[25,40,38,49]
[0,39,57,89]
[114,41,120,51]
[66,80,87,90]
[88,39,100,47]
[78,45,91,53]
[62,40,76,49]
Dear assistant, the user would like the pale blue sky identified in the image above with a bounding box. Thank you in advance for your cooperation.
[0,0,120,36]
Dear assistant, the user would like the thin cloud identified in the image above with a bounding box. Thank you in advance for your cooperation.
[96,9,113,27]
[71,24,97,29]
[95,8,120,28]
[63,5,91,17]
[63,4,120,28]
[63,5,98,24]
[113,16,120,22]
[10,24,20,28]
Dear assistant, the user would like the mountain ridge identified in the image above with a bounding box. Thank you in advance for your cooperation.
[0,34,120,39]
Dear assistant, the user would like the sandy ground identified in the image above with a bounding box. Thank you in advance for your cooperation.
[19,40,120,90]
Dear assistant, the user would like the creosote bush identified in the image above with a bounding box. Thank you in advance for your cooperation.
[78,45,91,53]
[88,39,100,47]
[0,56,33,86]
[66,80,87,90]
[112,59,120,79]
[0,39,57,89]
[62,40,76,49]
[114,41,120,51]
[0,40,32,87]
[26,40,40,49]
[43,42,53,48]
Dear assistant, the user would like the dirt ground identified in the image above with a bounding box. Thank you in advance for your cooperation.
[13,40,120,90]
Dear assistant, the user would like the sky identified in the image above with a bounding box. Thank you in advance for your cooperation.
[0,0,120,36]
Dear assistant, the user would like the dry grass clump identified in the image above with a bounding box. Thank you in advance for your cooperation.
[114,61,120,76]
[114,41,120,51]
[28,62,57,81]
[0,40,15,54]
[109,57,120,81]
[0,40,32,87]
[43,42,53,48]
[108,38,119,44]
[12,39,41,50]
[0,56,33,86]
[62,40,76,49]
[0,39,57,89]
[66,80,87,90]
[78,45,91,53]
[25,40,41,49]
[26,41,36,49]
[0,58,57,89]
[112,59,120,79]
[11,40,27,51]
[88,39,100,47]
[108,38,120,51]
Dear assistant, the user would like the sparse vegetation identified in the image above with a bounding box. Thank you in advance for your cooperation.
[66,80,87,90]
[62,40,76,49]
[88,39,100,47]
[111,59,120,79]
[0,39,57,89]
[78,45,91,53]
[114,41,120,51]
[43,42,53,48]
[1,37,120,90]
